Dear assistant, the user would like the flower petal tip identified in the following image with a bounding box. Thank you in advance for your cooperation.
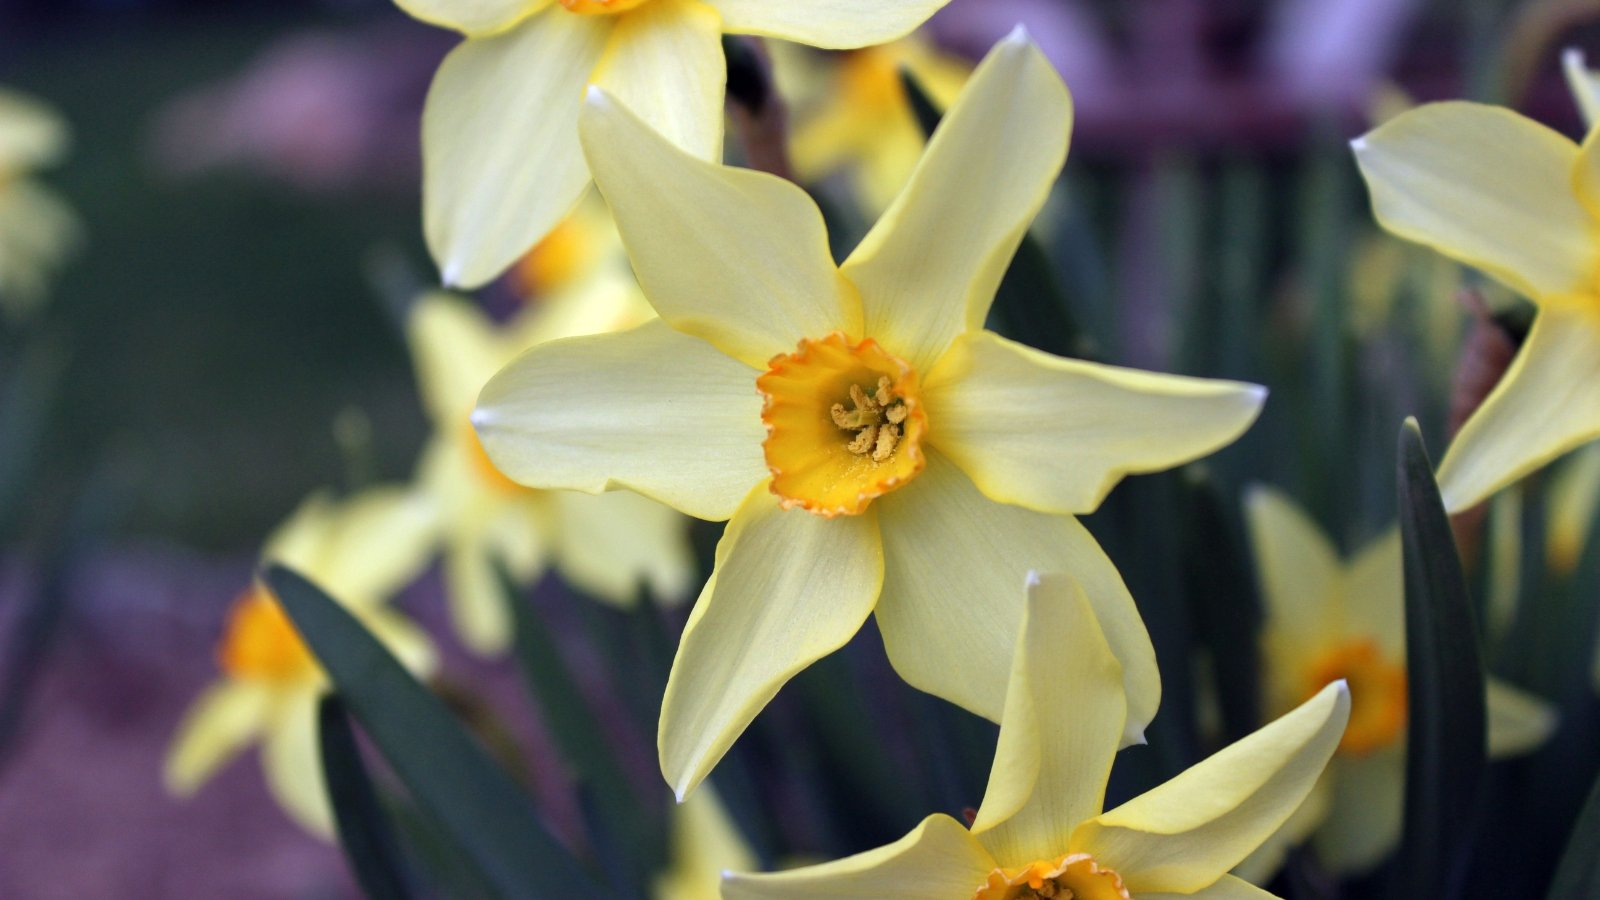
[1003,22,1033,46]
[1024,569,1042,589]
[584,84,611,107]
[1348,135,1369,153]
[1564,47,1587,68]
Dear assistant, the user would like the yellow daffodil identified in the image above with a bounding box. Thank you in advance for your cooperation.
[510,194,627,301]
[723,572,1352,900]
[1236,487,1556,878]
[408,284,695,655]
[1351,100,1600,513]
[164,488,438,837]
[0,86,80,320]
[396,0,955,290]
[654,785,756,900]
[789,36,972,214]
[473,32,1268,798]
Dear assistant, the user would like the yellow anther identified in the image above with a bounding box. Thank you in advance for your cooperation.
[873,423,900,461]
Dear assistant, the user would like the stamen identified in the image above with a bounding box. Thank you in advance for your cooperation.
[873,423,900,461]
[834,378,908,461]
[847,425,879,455]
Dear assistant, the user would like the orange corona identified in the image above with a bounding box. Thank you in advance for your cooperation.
[217,586,316,681]
[974,854,1130,900]
[560,0,650,14]
[1301,638,1407,755]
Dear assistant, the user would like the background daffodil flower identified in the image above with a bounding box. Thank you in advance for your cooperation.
[407,286,695,656]
[472,31,1268,799]
[0,86,81,320]
[722,572,1353,900]
[395,0,955,290]
[1351,99,1600,513]
[1235,486,1557,879]
[163,488,438,837]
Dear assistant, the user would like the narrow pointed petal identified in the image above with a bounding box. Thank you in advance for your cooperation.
[261,690,334,839]
[1341,528,1405,658]
[722,814,996,899]
[1485,678,1558,758]
[408,293,508,424]
[474,320,767,522]
[874,450,1158,744]
[659,486,882,799]
[1243,486,1344,652]
[315,488,439,607]
[1230,778,1330,885]
[706,0,948,49]
[1352,102,1595,300]
[1436,306,1600,512]
[422,10,611,288]
[925,331,1264,514]
[1143,874,1283,899]
[972,574,1128,865]
[549,489,696,606]
[1310,751,1403,876]
[395,0,549,37]
[842,31,1072,373]
[443,540,519,656]
[579,89,859,369]
[591,0,725,161]
[1074,683,1350,894]
[164,681,273,795]
[1564,48,1600,130]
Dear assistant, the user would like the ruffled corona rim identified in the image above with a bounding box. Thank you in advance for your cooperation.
[973,853,1131,900]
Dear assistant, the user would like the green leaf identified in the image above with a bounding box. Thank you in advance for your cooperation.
[1179,466,1263,743]
[1394,419,1487,898]
[265,565,601,899]
[1549,771,1600,898]
[318,694,414,900]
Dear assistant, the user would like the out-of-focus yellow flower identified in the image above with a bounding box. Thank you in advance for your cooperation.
[789,36,971,214]
[1564,48,1600,130]
[407,283,695,656]
[654,785,755,900]
[164,489,437,837]
[1547,442,1600,578]
[723,572,1351,900]
[1236,487,1556,879]
[0,87,80,320]
[474,32,1268,800]
[394,0,954,290]
[1352,101,1600,513]
[510,194,627,301]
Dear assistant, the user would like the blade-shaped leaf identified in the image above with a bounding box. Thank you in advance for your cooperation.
[1395,420,1487,898]
[1549,770,1600,898]
[1181,466,1263,743]
[318,694,414,900]
[265,565,600,898]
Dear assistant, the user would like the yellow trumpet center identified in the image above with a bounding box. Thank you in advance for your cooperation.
[464,420,532,496]
[974,854,1130,900]
[1301,638,1408,755]
[514,215,595,298]
[757,332,927,517]
[216,586,316,682]
[839,47,907,114]
[560,0,650,14]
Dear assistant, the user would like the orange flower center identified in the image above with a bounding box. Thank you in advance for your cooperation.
[560,0,649,14]
[757,332,927,517]
[839,47,907,114]
[465,420,533,495]
[1301,638,1407,755]
[216,586,316,682]
[513,214,596,298]
[974,854,1130,900]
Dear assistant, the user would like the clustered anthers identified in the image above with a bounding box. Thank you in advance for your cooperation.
[830,376,909,462]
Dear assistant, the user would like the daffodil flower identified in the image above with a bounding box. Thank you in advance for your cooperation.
[1235,487,1556,878]
[722,572,1352,900]
[396,0,955,289]
[1351,100,1600,513]
[473,32,1267,798]
[408,285,694,655]
[654,785,755,900]
[0,86,80,319]
[164,489,437,836]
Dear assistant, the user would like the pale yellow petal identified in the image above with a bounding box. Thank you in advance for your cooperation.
[972,573,1128,866]
[1351,101,1594,300]
[442,539,520,656]
[261,689,334,839]
[1073,683,1350,894]
[549,489,696,607]
[924,331,1265,514]
[0,86,69,171]
[393,0,549,37]
[314,486,439,607]
[1564,48,1600,131]
[473,320,767,522]
[659,486,882,799]
[590,0,725,161]
[1437,306,1600,512]
[1547,439,1600,576]
[408,292,508,424]
[874,450,1158,744]
[721,814,996,899]
[1244,486,1343,651]
[1341,528,1405,659]
[706,0,949,49]
[578,88,858,368]
[164,680,273,796]
[842,30,1072,373]
[1309,750,1403,876]
[1143,874,1284,900]
[422,10,611,288]
[1485,678,1557,758]
[655,785,756,900]
[1230,777,1330,885]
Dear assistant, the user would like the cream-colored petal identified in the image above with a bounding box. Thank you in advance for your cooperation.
[705,0,949,49]
[658,486,882,800]
[874,451,1158,744]
[1351,101,1594,301]
[1073,683,1350,894]
[721,814,996,899]
[654,785,756,900]
[1485,678,1557,758]
[1341,528,1405,659]
[924,331,1265,515]
[314,487,439,607]
[1437,306,1600,512]
[1309,750,1403,877]
[164,680,274,796]
[442,539,519,656]
[1230,776,1330,885]
[842,31,1071,373]
[1565,48,1600,131]
[590,0,724,161]
[578,88,858,368]
[393,0,549,37]
[473,320,768,522]
[1573,122,1600,225]
[1548,442,1600,576]
[408,292,509,424]
[972,573,1128,866]
[1244,486,1344,651]
[261,689,334,839]
[422,10,611,288]
[1143,874,1283,900]
[549,489,696,607]
[0,86,70,171]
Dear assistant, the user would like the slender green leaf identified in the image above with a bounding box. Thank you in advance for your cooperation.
[318,694,414,900]
[1395,420,1487,898]
[265,565,600,898]
[1549,771,1600,898]
[1180,466,1262,743]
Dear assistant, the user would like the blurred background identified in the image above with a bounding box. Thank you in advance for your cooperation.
[3,0,1599,896]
